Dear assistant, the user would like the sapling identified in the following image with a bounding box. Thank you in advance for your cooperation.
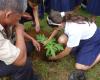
[36,34,64,57]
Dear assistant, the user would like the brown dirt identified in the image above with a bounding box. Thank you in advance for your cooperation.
[27,29,50,61]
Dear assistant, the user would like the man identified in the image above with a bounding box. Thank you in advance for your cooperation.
[0,0,40,80]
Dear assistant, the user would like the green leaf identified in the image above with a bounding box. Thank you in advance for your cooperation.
[54,44,64,51]
[36,34,47,43]
[36,34,64,57]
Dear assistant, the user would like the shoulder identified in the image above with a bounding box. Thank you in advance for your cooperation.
[64,22,81,34]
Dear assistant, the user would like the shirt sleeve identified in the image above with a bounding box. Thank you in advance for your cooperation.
[0,39,20,65]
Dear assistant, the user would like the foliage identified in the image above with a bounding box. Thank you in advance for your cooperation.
[36,34,64,57]
[45,38,64,57]
[24,21,33,31]
[36,34,47,43]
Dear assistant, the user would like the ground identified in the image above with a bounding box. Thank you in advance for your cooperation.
[24,8,100,80]
[0,7,100,80]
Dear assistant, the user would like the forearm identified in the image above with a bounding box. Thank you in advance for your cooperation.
[15,30,27,65]
[50,47,72,60]
[48,29,59,41]
[24,32,34,41]
[48,26,63,40]
[33,6,40,26]
[56,48,71,59]
[14,24,27,66]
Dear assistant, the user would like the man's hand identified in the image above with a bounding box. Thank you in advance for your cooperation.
[32,39,41,51]
[15,23,24,33]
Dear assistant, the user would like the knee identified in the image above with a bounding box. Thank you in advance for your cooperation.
[75,63,91,71]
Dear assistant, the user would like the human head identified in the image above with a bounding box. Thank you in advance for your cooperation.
[47,10,64,27]
[47,10,92,27]
[0,0,27,26]
[58,34,68,45]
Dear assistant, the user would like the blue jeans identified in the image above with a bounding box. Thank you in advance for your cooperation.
[0,41,38,80]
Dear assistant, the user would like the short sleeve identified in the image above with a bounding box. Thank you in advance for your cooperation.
[0,39,20,65]
[64,22,82,48]
[67,32,81,48]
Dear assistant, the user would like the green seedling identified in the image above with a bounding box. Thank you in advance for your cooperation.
[36,34,64,57]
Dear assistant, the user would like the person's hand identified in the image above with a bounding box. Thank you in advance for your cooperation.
[32,39,41,51]
[15,23,24,34]
[48,56,57,60]
[35,25,40,33]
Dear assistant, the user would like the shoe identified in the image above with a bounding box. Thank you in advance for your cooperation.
[68,70,86,80]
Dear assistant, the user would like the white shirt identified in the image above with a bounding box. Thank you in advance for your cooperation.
[64,22,97,48]
[0,24,20,65]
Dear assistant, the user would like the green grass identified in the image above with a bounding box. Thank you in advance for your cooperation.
[24,8,100,80]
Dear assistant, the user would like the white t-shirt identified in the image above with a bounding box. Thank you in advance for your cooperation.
[0,24,20,65]
[64,22,97,48]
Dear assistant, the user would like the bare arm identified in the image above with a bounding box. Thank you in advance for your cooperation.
[33,6,40,27]
[28,1,40,32]
[13,24,27,66]
[44,26,63,45]
[24,31,34,41]
[49,47,72,60]
[24,32,40,51]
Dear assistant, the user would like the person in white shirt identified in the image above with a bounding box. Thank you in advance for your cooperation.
[0,0,40,80]
[46,11,100,80]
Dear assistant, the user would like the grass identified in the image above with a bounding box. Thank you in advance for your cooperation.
[24,7,100,80]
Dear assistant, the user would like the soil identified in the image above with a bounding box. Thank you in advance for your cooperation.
[27,29,50,61]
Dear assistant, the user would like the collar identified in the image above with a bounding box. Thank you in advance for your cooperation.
[0,24,4,31]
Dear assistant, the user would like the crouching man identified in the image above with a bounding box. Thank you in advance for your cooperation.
[0,0,40,80]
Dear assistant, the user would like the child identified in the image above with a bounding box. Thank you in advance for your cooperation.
[46,11,100,80]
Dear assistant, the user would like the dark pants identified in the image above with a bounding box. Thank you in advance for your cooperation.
[0,41,38,80]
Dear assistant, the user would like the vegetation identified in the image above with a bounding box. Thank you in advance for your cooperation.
[24,8,100,80]
[36,34,64,57]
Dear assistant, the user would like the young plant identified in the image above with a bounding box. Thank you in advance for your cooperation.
[36,34,47,43]
[45,38,64,57]
[36,34,64,57]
